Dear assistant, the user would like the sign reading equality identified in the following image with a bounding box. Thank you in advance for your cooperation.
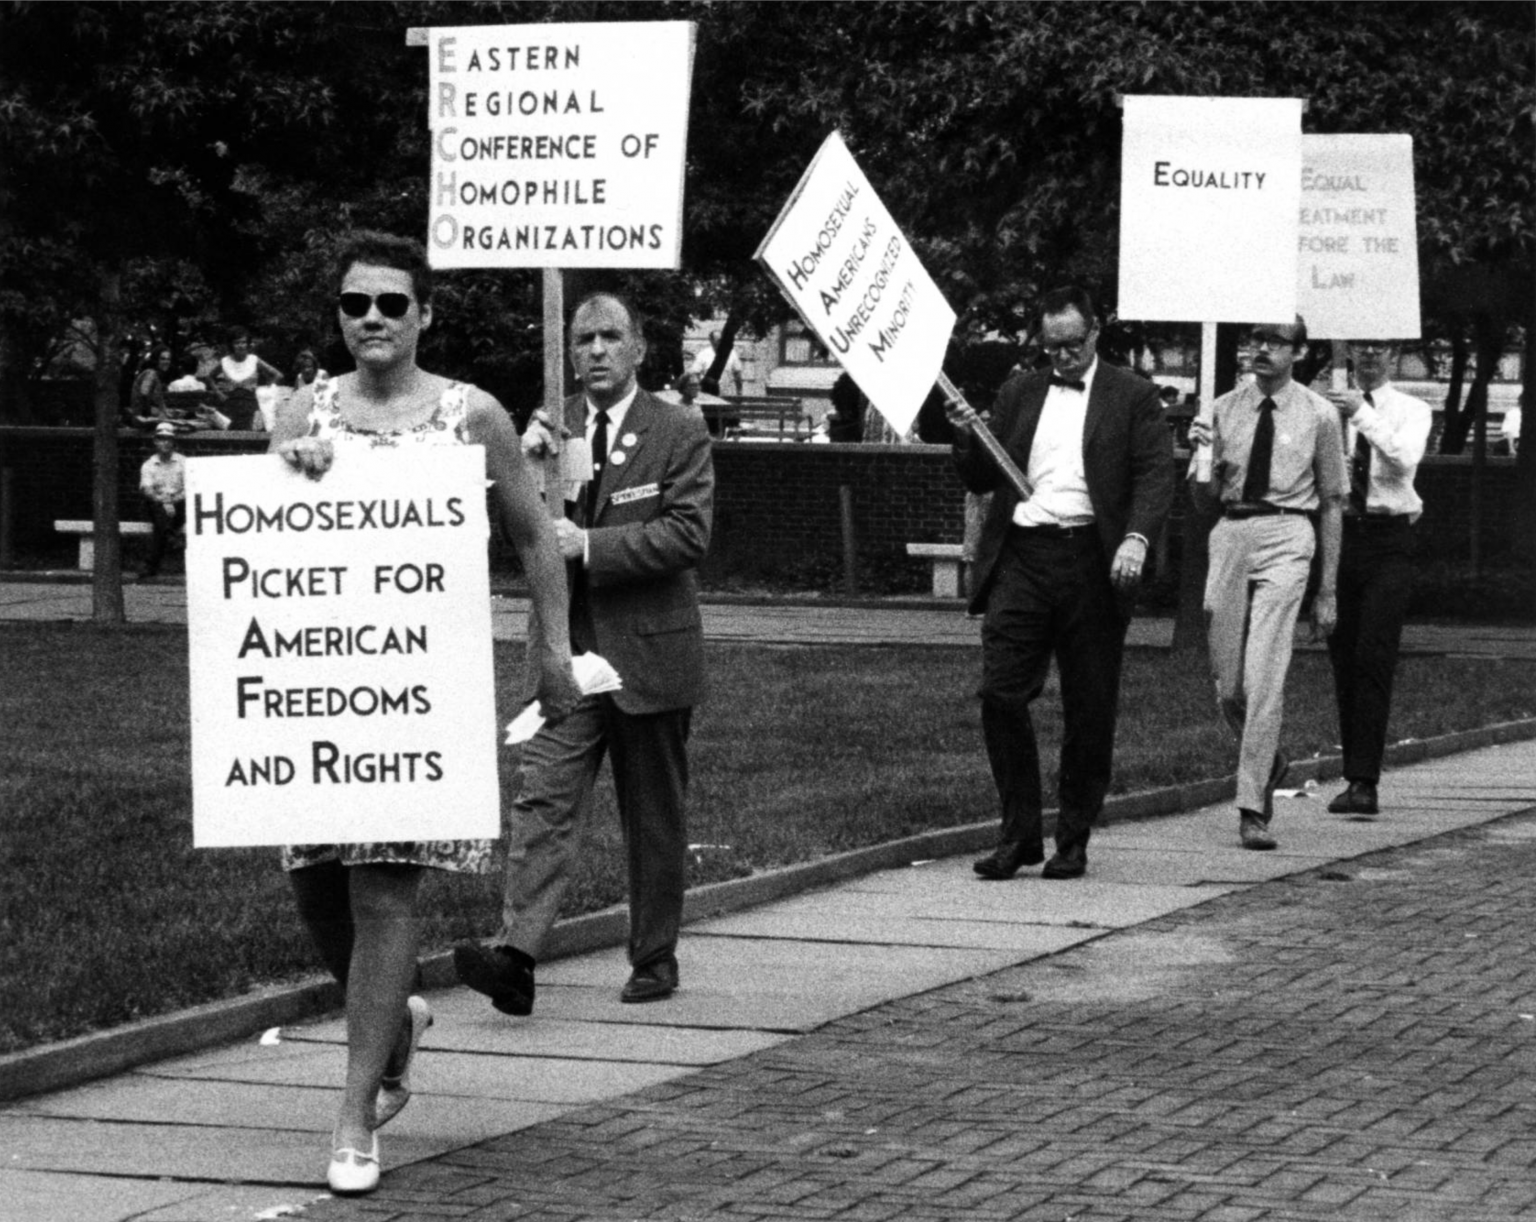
[185,450,500,847]
[755,131,956,437]
[1296,134,1420,340]
[426,21,694,270]
[1118,95,1304,323]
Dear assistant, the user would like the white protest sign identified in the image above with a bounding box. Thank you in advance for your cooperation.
[1296,134,1420,339]
[1118,95,1304,322]
[185,449,500,847]
[427,21,694,269]
[755,131,956,437]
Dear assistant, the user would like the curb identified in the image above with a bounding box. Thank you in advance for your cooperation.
[3,717,1533,1103]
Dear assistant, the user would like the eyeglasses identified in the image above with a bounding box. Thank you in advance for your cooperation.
[338,292,413,319]
[1248,332,1295,350]
[1352,340,1395,352]
[1041,334,1093,358]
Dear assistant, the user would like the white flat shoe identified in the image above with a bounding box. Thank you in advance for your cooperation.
[375,995,432,1129]
[327,1132,380,1195]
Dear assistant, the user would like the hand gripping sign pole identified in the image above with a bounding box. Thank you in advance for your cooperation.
[755,131,1029,501]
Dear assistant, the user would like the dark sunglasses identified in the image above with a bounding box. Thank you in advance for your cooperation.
[338,292,414,319]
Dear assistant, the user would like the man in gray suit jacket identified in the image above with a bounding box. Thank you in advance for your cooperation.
[456,292,714,1008]
[949,286,1173,881]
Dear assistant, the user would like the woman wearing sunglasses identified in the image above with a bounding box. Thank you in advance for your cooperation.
[268,231,582,1196]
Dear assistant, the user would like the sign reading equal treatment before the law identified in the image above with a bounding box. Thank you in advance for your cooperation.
[1296,133,1420,339]
[426,21,694,269]
[185,449,499,847]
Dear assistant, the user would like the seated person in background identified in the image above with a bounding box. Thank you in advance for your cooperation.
[291,347,326,388]
[216,326,281,430]
[658,372,731,434]
[127,348,173,427]
[826,372,866,442]
[166,353,207,393]
[138,422,186,577]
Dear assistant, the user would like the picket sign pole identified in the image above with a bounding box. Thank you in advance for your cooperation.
[936,371,1031,501]
[408,27,566,520]
[1194,321,1218,481]
[542,270,566,520]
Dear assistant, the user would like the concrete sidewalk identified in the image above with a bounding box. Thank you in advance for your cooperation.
[3,739,1534,1222]
[3,577,1534,656]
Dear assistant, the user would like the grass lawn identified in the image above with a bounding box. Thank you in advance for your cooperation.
[2,622,1532,1055]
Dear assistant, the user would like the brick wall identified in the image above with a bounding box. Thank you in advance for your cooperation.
[0,428,1526,572]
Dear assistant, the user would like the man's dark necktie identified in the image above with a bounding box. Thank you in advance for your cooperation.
[586,408,610,520]
[1241,396,1276,505]
[1050,375,1085,392]
[1349,391,1374,513]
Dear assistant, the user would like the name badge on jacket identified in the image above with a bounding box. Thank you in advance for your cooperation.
[609,482,661,506]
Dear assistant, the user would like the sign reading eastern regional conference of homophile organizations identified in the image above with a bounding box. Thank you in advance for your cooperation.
[756,131,956,437]
[1118,95,1304,322]
[427,21,694,269]
[185,450,499,847]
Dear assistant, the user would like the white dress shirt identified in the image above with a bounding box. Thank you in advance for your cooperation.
[1014,359,1098,528]
[1348,380,1431,522]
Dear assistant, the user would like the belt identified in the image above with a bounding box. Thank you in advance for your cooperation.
[1010,522,1097,539]
[1344,512,1411,527]
[1222,504,1313,520]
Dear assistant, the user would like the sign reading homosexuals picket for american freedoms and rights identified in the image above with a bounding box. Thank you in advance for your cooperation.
[1117,95,1304,322]
[1296,134,1420,340]
[185,449,500,847]
[426,22,694,269]
[755,131,956,437]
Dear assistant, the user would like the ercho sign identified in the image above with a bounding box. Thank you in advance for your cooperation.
[185,449,499,847]
[426,21,694,269]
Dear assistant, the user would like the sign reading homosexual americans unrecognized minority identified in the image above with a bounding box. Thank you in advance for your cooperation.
[755,131,956,437]
[1296,134,1420,340]
[185,449,499,847]
[426,21,694,270]
[1118,95,1304,323]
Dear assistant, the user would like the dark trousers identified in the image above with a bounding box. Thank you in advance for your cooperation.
[500,695,692,972]
[1327,516,1414,784]
[144,498,185,575]
[979,527,1130,857]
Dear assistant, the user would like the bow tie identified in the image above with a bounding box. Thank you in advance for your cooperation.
[1050,375,1086,392]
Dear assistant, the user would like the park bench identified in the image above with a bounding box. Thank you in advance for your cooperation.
[702,395,810,442]
[55,519,152,570]
[906,541,966,598]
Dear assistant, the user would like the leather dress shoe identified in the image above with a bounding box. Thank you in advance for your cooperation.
[1041,845,1087,879]
[453,943,535,1016]
[1327,780,1379,816]
[973,840,1045,880]
[1239,809,1277,850]
[621,959,678,1004]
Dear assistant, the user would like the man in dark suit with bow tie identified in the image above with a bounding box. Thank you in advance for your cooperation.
[949,286,1173,880]
[456,292,714,1009]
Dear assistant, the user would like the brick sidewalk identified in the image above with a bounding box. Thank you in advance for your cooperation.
[309,811,1536,1222]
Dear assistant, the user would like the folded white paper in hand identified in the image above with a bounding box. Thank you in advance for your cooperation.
[504,652,621,744]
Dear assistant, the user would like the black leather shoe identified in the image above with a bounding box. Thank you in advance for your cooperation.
[973,840,1045,880]
[1041,845,1087,879]
[1327,780,1379,816]
[620,960,678,1004]
[453,943,535,1016]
